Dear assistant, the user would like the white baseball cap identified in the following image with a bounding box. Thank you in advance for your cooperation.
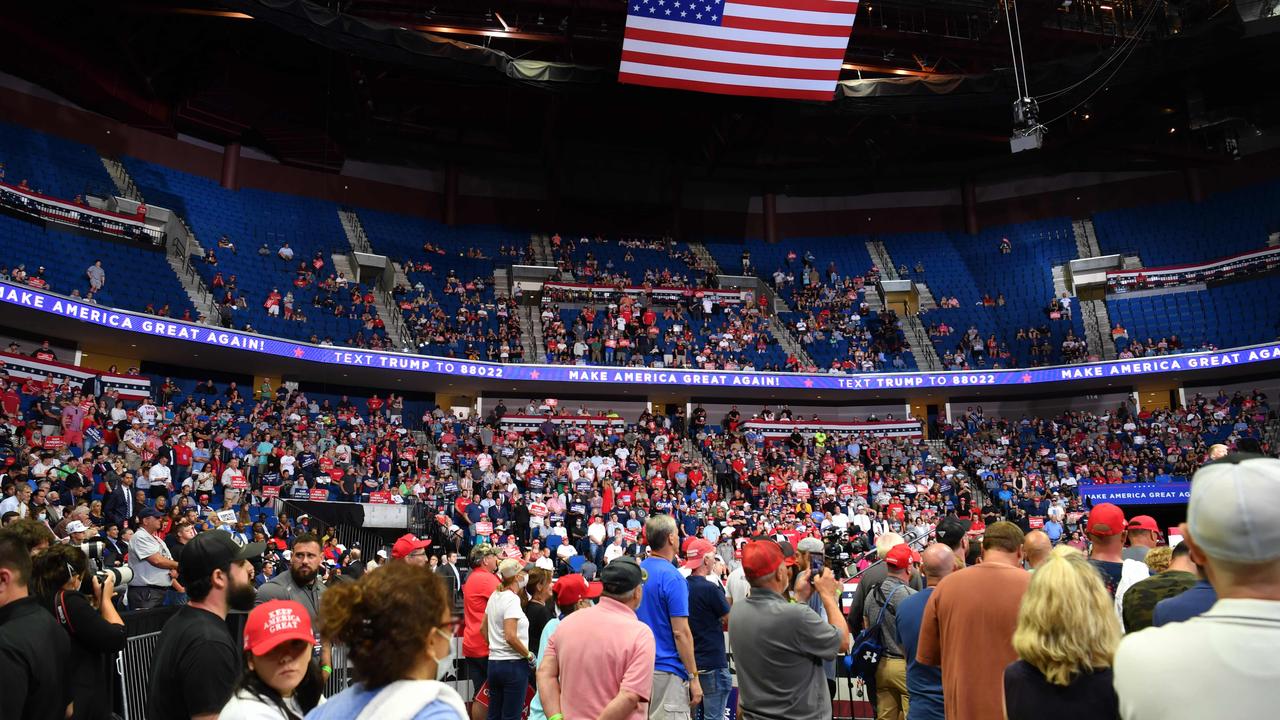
[65,521,89,534]
[1188,456,1280,564]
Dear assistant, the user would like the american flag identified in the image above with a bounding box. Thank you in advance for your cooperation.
[620,0,859,101]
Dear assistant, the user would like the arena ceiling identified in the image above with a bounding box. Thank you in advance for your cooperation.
[3,1,1277,190]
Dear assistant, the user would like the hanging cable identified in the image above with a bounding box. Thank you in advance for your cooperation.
[1033,0,1160,103]
[1003,0,1025,100]
[1037,17,1150,127]
[1012,0,1030,100]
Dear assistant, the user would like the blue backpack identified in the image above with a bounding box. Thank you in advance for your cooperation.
[845,583,905,684]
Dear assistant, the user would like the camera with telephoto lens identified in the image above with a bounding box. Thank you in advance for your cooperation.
[95,566,132,593]
[77,536,106,562]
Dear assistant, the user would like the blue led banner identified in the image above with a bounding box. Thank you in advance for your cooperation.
[1080,483,1193,506]
[4,281,1280,392]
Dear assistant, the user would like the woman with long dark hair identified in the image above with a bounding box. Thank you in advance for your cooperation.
[220,599,324,720]
[306,562,466,719]
[30,544,126,720]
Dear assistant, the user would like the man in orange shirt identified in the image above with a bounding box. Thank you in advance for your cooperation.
[916,522,1030,720]
[462,543,499,719]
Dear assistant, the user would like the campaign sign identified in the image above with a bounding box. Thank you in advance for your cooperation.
[838,484,855,499]
[1080,482,1192,506]
[229,475,248,490]
[309,488,330,502]
[42,435,66,450]
[651,478,667,490]
[623,529,638,543]
[367,491,392,504]
[529,502,548,518]
[261,485,281,499]
[475,521,494,536]
[443,481,459,494]
[216,510,238,524]
[574,479,592,494]
[7,281,1280,394]
[1028,516,1045,529]
[795,487,812,500]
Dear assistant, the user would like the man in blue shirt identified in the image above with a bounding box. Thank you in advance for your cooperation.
[637,514,701,718]
[1154,578,1217,626]
[684,538,730,720]
[895,544,955,720]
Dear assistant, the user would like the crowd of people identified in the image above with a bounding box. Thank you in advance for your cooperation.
[548,234,716,288]
[538,294,791,372]
[0,331,1277,719]
[394,274,526,363]
[6,453,1278,720]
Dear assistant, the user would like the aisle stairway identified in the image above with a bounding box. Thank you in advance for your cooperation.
[690,241,722,274]
[335,209,414,350]
[768,315,815,368]
[101,155,218,323]
[867,239,943,371]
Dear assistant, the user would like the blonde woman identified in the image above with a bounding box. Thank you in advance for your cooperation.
[1005,545,1121,720]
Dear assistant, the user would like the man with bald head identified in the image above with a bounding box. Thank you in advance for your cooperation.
[894,544,954,720]
[1022,530,1053,571]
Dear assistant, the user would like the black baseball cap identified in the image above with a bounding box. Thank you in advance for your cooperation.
[178,531,265,586]
[935,516,972,548]
[138,507,164,520]
[600,556,647,594]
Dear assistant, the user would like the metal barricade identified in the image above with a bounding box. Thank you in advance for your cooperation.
[117,631,162,720]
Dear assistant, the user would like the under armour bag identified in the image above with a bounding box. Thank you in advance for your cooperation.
[845,584,905,685]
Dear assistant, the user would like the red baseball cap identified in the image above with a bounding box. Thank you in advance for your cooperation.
[742,540,786,580]
[682,539,715,569]
[392,533,431,559]
[681,535,698,555]
[243,600,315,656]
[1086,503,1127,536]
[553,573,603,606]
[884,543,920,570]
[1127,515,1160,534]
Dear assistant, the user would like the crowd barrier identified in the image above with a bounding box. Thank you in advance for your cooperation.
[116,618,471,720]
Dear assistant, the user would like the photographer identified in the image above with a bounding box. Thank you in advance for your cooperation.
[31,543,126,720]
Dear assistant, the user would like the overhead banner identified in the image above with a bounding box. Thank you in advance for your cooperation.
[0,351,97,388]
[1080,482,1192,506]
[744,419,921,439]
[500,414,628,433]
[5,281,1280,393]
[0,181,163,244]
[0,351,152,400]
[1108,246,1280,293]
[543,281,748,304]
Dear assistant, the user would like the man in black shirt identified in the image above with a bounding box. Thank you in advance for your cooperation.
[147,531,264,720]
[0,528,72,720]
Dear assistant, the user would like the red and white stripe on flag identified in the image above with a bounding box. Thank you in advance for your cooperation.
[619,0,859,101]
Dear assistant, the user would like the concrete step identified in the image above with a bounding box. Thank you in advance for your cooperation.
[100,157,143,202]
[902,314,943,371]
[769,314,814,368]
[1052,265,1070,298]
[1080,298,1116,361]
[102,153,218,324]
[494,268,510,299]
[915,282,938,311]
[689,241,722,275]
[337,208,372,254]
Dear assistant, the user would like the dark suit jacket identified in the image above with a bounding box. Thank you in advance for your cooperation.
[102,485,133,527]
